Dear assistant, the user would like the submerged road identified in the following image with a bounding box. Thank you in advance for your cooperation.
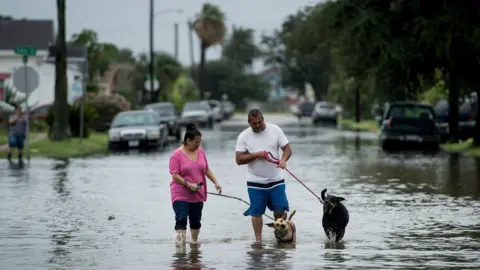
[1,116,479,269]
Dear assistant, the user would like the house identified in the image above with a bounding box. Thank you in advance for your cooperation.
[0,19,84,108]
[258,66,290,102]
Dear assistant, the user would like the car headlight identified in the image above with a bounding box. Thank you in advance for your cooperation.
[147,130,160,139]
[108,131,120,141]
[169,120,175,125]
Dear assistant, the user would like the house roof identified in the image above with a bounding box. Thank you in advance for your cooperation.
[0,19,54,51]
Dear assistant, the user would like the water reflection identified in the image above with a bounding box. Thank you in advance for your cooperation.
[246,244,290,269]
[170,244,205,269]
[52,159,70,198]
[447,154,460,197]
[47,230,77,266]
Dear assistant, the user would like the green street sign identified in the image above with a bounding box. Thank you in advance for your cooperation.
[146,73,158,79]
[14,46,37,56]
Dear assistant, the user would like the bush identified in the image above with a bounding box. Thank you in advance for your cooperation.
[82,93,131,132]
[31,120,48,132]
[45,104,98,138]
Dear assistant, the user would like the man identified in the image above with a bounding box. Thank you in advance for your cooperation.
[7,105,27,163]
[235,109,292,243]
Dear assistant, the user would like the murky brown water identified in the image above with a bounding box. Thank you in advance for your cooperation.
[1,124,479,269]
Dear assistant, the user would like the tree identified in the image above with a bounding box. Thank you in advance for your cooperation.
[51,0,69,141]
[193,3,227,99]
[222,26,261,70]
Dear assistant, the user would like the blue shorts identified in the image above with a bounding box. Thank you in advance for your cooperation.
[8,135,25,149]
[243,179,289,217]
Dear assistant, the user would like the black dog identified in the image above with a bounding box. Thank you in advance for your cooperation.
[321,188,349,242]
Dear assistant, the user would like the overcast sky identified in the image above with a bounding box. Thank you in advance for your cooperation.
[4,0,316,72]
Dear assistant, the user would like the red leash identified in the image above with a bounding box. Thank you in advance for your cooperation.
[263,151,324,204]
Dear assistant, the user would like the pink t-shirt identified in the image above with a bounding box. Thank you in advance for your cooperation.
[169,147,208,204]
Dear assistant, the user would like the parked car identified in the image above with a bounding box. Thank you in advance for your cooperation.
[107,110,168,150]
[208,100,224,122]
[144,102,182,142]
[295,101,315,119]
[380,102,440,151]
[30,104,51,120]
[180,100,214,129]
[434,99,477,142]
[312,101,340,125]
[221,100,235,120]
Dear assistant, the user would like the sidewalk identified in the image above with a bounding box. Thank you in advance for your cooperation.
[0,133,47,150]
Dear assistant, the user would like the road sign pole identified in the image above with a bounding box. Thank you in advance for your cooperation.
[22,55,31,164]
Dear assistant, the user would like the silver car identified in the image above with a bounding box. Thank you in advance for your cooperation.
[312,101,341,125]
[208,100,224,122]
[107,110,169,150]
[180,101,214,129]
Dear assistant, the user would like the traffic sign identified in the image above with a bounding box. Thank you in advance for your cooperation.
[12,66,40,94]
[144,79,160,92]
[14,46,37,56]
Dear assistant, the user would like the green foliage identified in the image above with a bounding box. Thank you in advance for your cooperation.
[85,93,131,132]
[31,120,48,132]
[45,103,98,138]
[171,75,200,110]
[222,26,261,68]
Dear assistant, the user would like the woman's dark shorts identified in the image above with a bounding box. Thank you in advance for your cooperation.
[172,201,204,230]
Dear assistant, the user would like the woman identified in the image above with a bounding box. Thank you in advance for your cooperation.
[169,123,222,244]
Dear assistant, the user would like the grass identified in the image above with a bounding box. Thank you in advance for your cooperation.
[340,119,381,133]
[0,133,109,159]
[441,138,480,157]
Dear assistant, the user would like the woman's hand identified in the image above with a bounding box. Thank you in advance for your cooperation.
[215,183,222,194]
[186,182,199,192]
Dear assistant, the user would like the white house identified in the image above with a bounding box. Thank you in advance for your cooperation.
[0,19,85,109]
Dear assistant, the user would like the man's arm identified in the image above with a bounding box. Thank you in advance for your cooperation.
[235,133,261,165]
[236,151,260,165]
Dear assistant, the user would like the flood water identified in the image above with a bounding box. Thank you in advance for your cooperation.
[1,122,479,269]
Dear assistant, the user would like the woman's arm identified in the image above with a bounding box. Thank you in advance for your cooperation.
[205,168,218,185]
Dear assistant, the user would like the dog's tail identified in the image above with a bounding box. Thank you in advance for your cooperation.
[321,188,327,201]
[288,210,296,221]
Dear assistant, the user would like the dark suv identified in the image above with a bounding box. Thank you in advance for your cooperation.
[434,99,476,142]
[380,102,440,151]
[144,102,182,142]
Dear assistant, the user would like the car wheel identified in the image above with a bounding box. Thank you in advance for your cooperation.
[108,142,115,151]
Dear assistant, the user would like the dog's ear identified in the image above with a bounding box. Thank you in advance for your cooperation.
[266,223,274,228]
[337,197,345,201]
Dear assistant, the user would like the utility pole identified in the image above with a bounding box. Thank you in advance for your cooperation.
[148,0,155,104]
[188,20,195,77]
[174,23,179,60]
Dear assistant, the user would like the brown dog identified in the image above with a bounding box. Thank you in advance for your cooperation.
[266,210,297,244]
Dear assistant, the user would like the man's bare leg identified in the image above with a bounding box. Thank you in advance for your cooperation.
[252,216,263,242]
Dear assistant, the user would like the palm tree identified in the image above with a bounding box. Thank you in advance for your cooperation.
[193,3,226,99]
[51,0,69,140]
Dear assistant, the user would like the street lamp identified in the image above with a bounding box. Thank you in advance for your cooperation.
[147,3,183,103]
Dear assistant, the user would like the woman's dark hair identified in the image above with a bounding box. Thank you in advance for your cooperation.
[183,123,202,144]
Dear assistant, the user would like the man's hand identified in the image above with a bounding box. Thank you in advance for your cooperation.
[277,160,287,169]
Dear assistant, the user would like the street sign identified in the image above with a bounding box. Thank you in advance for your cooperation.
[70,81,83,104]
[14,46,37,56]
[12,66,40,94]
[144,79,160,92]
[146,73,158,79]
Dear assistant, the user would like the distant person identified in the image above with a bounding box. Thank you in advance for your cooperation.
[169,123,222,245]
[7,105,26,163]
[235,109,293,244]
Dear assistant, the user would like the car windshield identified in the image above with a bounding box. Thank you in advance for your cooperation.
[316,103,335,110]
[388,105,434,120]
[184,102,208,111]
[111,112,156,127]
[146,104,175,116]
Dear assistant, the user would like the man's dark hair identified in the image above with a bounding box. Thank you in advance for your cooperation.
[248,109,263,119]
